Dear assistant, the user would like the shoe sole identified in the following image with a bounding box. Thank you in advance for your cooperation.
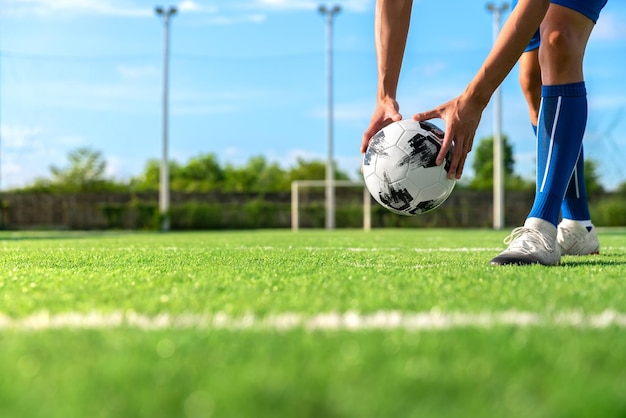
[490,254,560,266]
[561,248,600,256]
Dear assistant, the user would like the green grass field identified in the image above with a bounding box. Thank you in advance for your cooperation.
[1,228,626,418]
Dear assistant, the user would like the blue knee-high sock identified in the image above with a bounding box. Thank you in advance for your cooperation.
[530,124,591,222]
[561,146,591,221]
[528,82,588,227]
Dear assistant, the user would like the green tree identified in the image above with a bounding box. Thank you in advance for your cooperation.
[287,158,350,184]
[223,156,289,192]
[128,154,353,193]
[581,159,604,197]
[130,159,183,192]
[129,159,159,191]
[173,153,225,192]
[27,147,123,192]
[470,135,533,191]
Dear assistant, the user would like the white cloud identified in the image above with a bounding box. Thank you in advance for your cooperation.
[223,147,241,159]
[2,0,217,18]
[202,13,267,25]
[0,124,88,189]
[177,1,208,13]
[4,0,371,20]
[1,159,48,189]
[103,154,142,180]
[245,0,372,13]
[4,0,152,18]
[255,0,319,11]
[1,125,44,150]
[338,0,373,13]
[1,125,83,154]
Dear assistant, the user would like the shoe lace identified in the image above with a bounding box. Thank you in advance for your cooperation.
[503,226,555,253]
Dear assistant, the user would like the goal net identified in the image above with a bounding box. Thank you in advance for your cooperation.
[291,180,371,231]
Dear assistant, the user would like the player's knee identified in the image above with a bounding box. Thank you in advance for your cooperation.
[519,68,541,96]
[539,29,584,68]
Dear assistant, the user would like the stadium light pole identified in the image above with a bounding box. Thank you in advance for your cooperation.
[487,2,509,230]
[319,4,340,230]
[0,28,3,229]
[155,5,177,232]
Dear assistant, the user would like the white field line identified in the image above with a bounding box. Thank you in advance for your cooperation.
[1,310,626,332]
[227,246,626,253]
[4,246,626,253]
[243,246,503,252]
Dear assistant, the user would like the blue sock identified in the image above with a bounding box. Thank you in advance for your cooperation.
[528,82,588,227]
[530,124,591,222]
[561,146,592,221]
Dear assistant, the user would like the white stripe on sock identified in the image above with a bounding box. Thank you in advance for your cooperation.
[572,163,580,198]
[540,96,562,193]
[564,143,584,200]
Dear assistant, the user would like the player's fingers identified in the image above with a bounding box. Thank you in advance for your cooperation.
[361,113,402,153]
[412,109,441,122]
[361,122,382,152]
[446,135,466,179]
[361,125,382,153]
[436,141,450,168]
[456,131,475,178]
[446,159,458,180]
[360,133,372,153]
[435,127,454,167]
[390,113,402,125]
[414,109,449,166]
[455,155,467,179]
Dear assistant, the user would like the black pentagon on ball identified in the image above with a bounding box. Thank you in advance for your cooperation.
[378,171,414,212]
[363,129,388,166]
[362,119,456,216]
[398,134,440,169]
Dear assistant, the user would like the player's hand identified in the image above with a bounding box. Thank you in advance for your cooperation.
[413,93,484,180]
[360,98,402,154]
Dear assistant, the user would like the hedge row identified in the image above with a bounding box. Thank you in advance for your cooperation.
[97,194,625,230]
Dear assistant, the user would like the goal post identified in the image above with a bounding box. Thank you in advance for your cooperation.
[291,180,371,231]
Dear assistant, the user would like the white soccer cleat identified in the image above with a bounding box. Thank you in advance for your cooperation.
[490,217,560,266]
[557,219,600,256]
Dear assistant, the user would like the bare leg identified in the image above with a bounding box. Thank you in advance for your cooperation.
[518,49,541,126]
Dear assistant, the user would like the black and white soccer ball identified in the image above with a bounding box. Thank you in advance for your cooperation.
[362,119,456,216]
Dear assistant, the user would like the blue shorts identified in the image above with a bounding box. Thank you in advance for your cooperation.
[511,0,608,51]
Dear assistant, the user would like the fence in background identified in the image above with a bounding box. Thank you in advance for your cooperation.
[0,190,543,230]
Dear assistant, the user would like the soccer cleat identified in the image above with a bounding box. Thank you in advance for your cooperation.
[490,217,560,266]
[557,219,600,256]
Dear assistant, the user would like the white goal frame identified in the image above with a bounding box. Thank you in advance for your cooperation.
[291,180,371,231]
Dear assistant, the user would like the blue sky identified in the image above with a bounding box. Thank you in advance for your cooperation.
[1,0,626,190]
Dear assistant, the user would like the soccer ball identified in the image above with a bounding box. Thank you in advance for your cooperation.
[362,119,456,216]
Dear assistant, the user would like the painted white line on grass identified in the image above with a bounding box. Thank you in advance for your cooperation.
[0,310,625,331]
[224,246,503,253]
[346,247,502,253]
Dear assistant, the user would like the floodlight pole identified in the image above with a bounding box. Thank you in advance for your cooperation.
[155,5,177,232]
[0,29,3,229]
[487,2,508,230]
[319,4,340,230]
